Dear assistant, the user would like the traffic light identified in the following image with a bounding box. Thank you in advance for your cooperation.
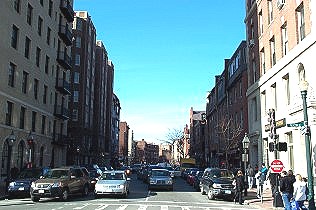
[277,142,287,151]
[269,142,274,152]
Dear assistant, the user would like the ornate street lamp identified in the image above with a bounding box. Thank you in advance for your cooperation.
[76,146,80,165]
[300,80,315,210]
[27,131,34,168]
[242,133,250,196]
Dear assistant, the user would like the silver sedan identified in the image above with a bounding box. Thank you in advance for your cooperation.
[148,169,173,191]
[94,171,130,198]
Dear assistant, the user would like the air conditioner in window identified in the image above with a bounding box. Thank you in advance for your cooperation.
[249,39,255,48]
[277,0,285,9]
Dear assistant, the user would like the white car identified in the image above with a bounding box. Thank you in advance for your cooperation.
[94,171,130,198]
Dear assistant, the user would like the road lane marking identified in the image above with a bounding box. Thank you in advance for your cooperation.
[138,204,147,210]
[161,205,168,210]
[73,203,89,209]
[95,204,109,210]
[116,204,128,210]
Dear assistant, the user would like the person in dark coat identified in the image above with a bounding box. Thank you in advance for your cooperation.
[280,170,292,210]
[267,167,280,197]
[235,170,245,205]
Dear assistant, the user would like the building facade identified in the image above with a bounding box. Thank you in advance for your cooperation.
[119,121,129,165]
[0,0,74,182]
[247,0,316,176]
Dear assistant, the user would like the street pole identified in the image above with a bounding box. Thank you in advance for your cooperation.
[301,87,315,210]
[244,150,247,196]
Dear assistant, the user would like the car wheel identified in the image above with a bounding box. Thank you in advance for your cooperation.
[94,193,99,199]
[201,186,205,195]
[31,195,40,202]
[207,189,215,200]
[60,188,69,201]
[82,184,89,196]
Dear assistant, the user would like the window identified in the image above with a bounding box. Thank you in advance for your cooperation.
[296,4,305,42]
[6,101,13,126]
[75,54,80,66]
[252,97,257,121]
[40,0,43,6]
[43,85,47,104]
[8,63,16,87]
[31,111,37,132]
[252,59,256,84]
[22,71,28,94]
[41,115,46,134]
[260,48,265,74]
[76,19,82,31]
[261,91,266,115]
[38,16,43,36]
[74,72,80,83]
[24,36,31,59]
[34,79,39,99]
[281,23,288,56]
[46,27,51,45]
[283,74,290,105]
[36,47,41,67]
[27,4,33,25]
[48,0,53,17]
[259,10,263,35]
[285,132,294,169]
[268,0,273,24]
[19,106,26,129]
[72,109,78,121]
[45,56,50,74]
[75,37,81,48]
[269,36,276,66]
[73,91,79,102]
[14,0,21,13]
[11,25,19,49]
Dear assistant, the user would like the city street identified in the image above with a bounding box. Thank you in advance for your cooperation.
[0,174,262,210]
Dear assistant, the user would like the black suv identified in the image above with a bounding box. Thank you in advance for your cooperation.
[30,166,90,202]
[199,168,235,201]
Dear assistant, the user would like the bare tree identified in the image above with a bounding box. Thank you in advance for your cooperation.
[165,128,185,161]
[216,116,243,167]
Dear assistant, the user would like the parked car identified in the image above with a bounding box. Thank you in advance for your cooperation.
[200,168,235,201]
[148,168,173,191]
[30,166,90,202]
[94,170,130,198]
[7,167,49,198]
[192,171,204,191]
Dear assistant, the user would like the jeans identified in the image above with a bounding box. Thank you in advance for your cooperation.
[248,176,254,189]
[281,192,292,210]
[297,200,308,210]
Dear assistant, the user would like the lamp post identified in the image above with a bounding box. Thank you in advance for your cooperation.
[242,133,250,196]
[76,146,80,165]
[27,131,34,168]
[300,80,315,210]
[6,131,16,178]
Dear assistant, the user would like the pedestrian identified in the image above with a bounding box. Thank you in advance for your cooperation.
[292,174,307,210]
[260,163,268,180]
[279,170,292,210]
[255,170,262,198]
[234,170,245,205]
[267,167,280,197]
[246,164,255,189]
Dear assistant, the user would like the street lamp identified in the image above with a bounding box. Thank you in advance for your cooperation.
[76,146,80,165]
[242,133,250,196]
[300,80,315,210]
[27,131,34,168]
[6,130,16,178]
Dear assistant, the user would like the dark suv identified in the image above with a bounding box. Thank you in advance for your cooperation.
[30,166,90,202]
[199,168,235,201]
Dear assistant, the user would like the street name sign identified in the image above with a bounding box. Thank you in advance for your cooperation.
[287,121,304,127]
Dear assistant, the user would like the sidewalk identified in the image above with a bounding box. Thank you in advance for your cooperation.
[244,188,283,210]
[0,181,7,200]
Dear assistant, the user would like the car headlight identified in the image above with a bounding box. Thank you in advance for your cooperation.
[51,182,61,187]
[212,183,221,188]
[166,179,173,184]
[31,182,35,188]
[119,184,124,189]
[9,182,16,187]
[149,179,156,184]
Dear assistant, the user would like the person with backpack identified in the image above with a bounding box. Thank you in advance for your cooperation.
[246,164,255,189]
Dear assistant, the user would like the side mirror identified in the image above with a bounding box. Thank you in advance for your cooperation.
[70,175,76,179]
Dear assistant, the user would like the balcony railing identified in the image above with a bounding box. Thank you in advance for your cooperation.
[56,78,71,95]
[54,105,70,120]
[60,0,74,22]
[58,25,73,46]
[57,51,72,70]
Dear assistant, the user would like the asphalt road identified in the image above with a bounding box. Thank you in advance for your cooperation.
[0,174,260,210]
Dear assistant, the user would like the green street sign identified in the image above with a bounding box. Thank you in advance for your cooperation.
[287,121,304,127]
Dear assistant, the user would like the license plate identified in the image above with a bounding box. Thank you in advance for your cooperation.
[224,190,231,194]
[39,189,45,194]
[18,187,24,191]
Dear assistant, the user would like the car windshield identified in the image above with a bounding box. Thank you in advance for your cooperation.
[101,172,124,180]
[211,169,234,178]
[152,170,169,177]
[18,169,42,179]
[45,170,68,179]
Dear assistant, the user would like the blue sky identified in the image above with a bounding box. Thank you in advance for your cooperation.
[74,0,246,143]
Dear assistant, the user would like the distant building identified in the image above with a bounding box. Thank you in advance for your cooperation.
[111,93,120,167]
[119,121,129,164]
[135,139,159,164]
